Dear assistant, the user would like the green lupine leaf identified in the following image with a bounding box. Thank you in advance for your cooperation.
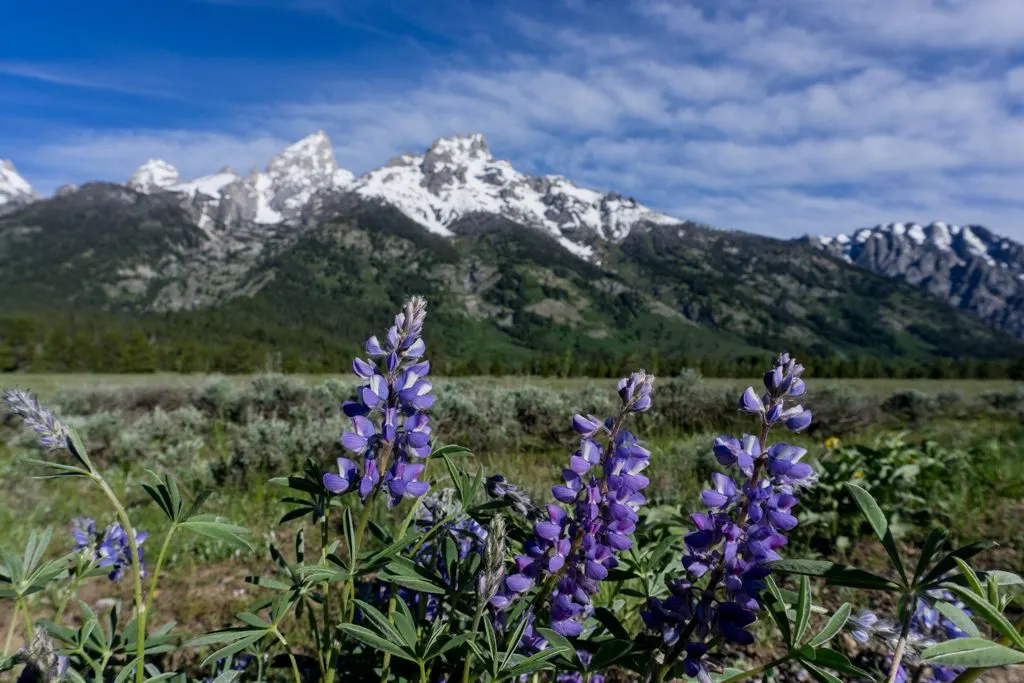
[921,542,998,588]
[764,575,792,648]
[945,586,1024,650]
[179,517,254,551]
[794,575,812,644]
[505,649,564,677]
[934,601,981,639]
[392,597,418,649]
[200,633,265,668]
[845,484,907,584]
[770,559,900,591]
[921,638,1024,667]
[808,603,851,647]
[808,648,871,677]
[914,528,949,585]
[337,624,416,661]
[535,628,576,665]
[185,628,264,648]
[954,557,986,598]
[802,662,842,683]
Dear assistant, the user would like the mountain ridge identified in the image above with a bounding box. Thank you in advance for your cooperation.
[809,221,1024,340]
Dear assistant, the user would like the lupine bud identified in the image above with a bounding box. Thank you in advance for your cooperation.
[2,389,70,452]
[739,387,764,414]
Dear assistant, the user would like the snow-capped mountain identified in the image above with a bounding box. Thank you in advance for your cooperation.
[811,221,1024,340]
[127,130,353,233]
[345,133,680,258]
[0,160,37,214]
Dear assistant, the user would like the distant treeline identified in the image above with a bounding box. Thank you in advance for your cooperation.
[1,314,1022,379]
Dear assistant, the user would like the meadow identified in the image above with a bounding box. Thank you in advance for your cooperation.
[2,370,1023,681]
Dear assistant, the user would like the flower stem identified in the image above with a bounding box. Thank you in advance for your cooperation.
[418,660,427,683]
[3,602,20,656]
[92,474,147,683]
[320,511,331,678]
[886,613,913,683]
[143,527,176,617]
[18,597,33,648]
[460,601,489,683]
[272,628,302,683]
[381,493,428,681]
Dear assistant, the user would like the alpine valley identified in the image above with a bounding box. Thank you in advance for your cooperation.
[0,131,1021,374]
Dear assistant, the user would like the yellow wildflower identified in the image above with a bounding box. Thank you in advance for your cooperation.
[824,436,841,450]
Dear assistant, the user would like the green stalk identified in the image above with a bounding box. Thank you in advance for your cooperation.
[418,660,427,683]
[885,613,913,683]
[460,601,489,683]
[380,497,427,682]
[320,512,331,678]
[272,628,303,683]
[18,597,33,646]
[91,474,147,683]
[143,527,176,617]
[3,602,21,657]
[325,499,376,683]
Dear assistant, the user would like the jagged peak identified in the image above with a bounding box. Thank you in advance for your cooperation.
[424,133,491,162]
[128,159,180,193]
[0,159,36,198]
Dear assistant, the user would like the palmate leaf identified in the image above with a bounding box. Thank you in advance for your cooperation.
[913,528,949,584]
[921,638,1024,667]
[920,541,998,588]
[535,628,577,666]
[505,648,565,677]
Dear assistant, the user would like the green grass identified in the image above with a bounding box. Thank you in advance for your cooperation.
[5,372,1019,399]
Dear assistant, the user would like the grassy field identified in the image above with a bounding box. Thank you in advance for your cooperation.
[1,372,1022,675]
[5,372,1020,398]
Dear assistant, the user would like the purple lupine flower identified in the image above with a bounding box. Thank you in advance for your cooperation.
[324,296,433,506]
[643,352,817,677]
[88,522,147,582]
[491,370,656,643]
[2,389,70,452]
[848,610,879,644]
[323,457,359,494]
[71,518,96,553]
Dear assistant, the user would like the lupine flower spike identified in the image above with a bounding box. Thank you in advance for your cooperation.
[491,370,655,642]
[643,353,815,681]
[2,388,69,451]
[324,296,433,507]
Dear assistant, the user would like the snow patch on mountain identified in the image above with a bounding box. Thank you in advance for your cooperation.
[348,133,680,257]
[815,221,1008,268]
[128,130,353,228]
[0,160,37,210]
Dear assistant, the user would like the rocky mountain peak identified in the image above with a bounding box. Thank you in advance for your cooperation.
[128,159,181,193]
[0,159,37,210]
[812,221,1024,341]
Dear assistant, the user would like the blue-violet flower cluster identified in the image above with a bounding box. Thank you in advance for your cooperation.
[493,371,655,640]
[324,297,434,507]
[642,353,815,682]
[71,517,148,582]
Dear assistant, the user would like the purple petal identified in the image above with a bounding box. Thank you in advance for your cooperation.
[323,473,350,493]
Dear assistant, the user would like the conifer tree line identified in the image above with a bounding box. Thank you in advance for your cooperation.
[1,313,1021,379]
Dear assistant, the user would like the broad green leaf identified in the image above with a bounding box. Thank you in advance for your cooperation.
[845,483,907,584]
[352,600,404,644]
[769,559,900,591]
[934,601,981,639]
[808,603,851,647]
[921,638,1024,667]
[235,612,271,629]
[593,607,630,640]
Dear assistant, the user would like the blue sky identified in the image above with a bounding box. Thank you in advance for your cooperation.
[4,0,1024,238]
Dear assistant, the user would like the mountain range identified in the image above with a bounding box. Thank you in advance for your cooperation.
[0,131,1020,371]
